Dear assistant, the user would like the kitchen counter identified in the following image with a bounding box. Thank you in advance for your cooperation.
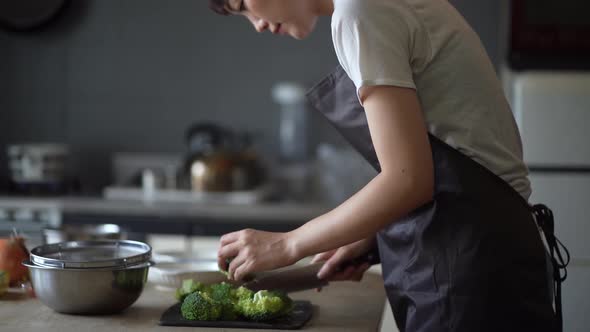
[0,196,334,237]
[0,273,387,332]
[0,196,332,222]
[62,197,332,223]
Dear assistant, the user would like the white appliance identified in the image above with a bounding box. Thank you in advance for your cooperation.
[507,71,590,332]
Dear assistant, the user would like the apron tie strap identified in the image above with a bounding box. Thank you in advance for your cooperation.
[531,204,570,332]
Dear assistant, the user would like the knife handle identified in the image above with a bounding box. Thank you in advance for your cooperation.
[337,251,380,271]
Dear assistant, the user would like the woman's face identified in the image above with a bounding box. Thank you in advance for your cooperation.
[226,0,322,40]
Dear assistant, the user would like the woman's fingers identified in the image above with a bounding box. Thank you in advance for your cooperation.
[332,265,356,281]
[312,250,334,291]
[340,263,370,282]
[218,256,226,272]
[218,241,241,261]
[317,245,371,281]
[234,259,254,281]
[351,263,371,281]
[227,253,247,280]
[217,241,242,271]
[317,248,350,280]
[219,231,241,246]
[218,229,296,281]
[311,250,336,264]
[310,255,323,264]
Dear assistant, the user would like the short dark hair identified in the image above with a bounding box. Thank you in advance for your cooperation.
[209,0,231,16]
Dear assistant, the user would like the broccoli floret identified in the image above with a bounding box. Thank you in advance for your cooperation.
[206,282,239,320]
[175,288,187,302]
[218,303,239,321]
[233,286,254,301]
[175,279,206,302]
[237,290,294,321]
[207,282,234,300]
[181,292,222,321]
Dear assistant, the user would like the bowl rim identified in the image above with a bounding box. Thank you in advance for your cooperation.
[22,259,154,271]
[30,240,152,269]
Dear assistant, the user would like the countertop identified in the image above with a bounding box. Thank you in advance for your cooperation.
[0,273,386,332]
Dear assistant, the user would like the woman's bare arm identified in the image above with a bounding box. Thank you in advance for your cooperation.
[288,85,434,258]
[218,85,434,280]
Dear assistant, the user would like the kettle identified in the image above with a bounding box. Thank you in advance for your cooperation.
[182,123,266,192]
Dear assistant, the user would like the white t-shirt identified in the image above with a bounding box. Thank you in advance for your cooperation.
[331,0,531,200]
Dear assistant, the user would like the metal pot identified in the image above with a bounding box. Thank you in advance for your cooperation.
[43,224,126,245]
[23,240,153,314]
[187,151,266,192]
[183,123,266,192]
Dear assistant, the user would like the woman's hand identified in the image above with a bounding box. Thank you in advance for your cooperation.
[217,229,299,281]
[311,237,376,285]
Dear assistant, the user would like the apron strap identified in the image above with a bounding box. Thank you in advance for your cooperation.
[531,204,571,332]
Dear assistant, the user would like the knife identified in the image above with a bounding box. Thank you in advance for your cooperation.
[236,251,379,293]
[239,261,328,293]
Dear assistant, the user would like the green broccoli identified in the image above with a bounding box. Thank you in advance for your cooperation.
[206,282,240,320]
[181,292,222,321]
[233,286,254,301]
[175,279,206,302]
[207,282,233,300]
[237,290,294,321]
[175,281,294,322]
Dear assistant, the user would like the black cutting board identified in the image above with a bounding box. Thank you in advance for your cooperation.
[159,300,313,330]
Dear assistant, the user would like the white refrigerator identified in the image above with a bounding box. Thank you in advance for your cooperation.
[507,71,590,332]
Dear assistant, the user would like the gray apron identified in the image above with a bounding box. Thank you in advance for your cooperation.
[307,66,563,332]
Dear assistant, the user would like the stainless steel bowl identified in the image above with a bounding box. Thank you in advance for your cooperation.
[23,240,153,315]
[23,260,152,314]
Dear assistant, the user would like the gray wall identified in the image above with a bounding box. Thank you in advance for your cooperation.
[0,0,502,192]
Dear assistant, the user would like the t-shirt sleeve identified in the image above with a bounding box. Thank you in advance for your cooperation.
[331,0,430,103]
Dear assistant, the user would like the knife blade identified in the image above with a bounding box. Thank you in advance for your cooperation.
[239,262,328,293]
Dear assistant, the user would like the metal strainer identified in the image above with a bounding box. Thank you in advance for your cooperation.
[30,240,152,269]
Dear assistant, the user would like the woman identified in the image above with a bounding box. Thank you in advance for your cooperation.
[210,1,561,331]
